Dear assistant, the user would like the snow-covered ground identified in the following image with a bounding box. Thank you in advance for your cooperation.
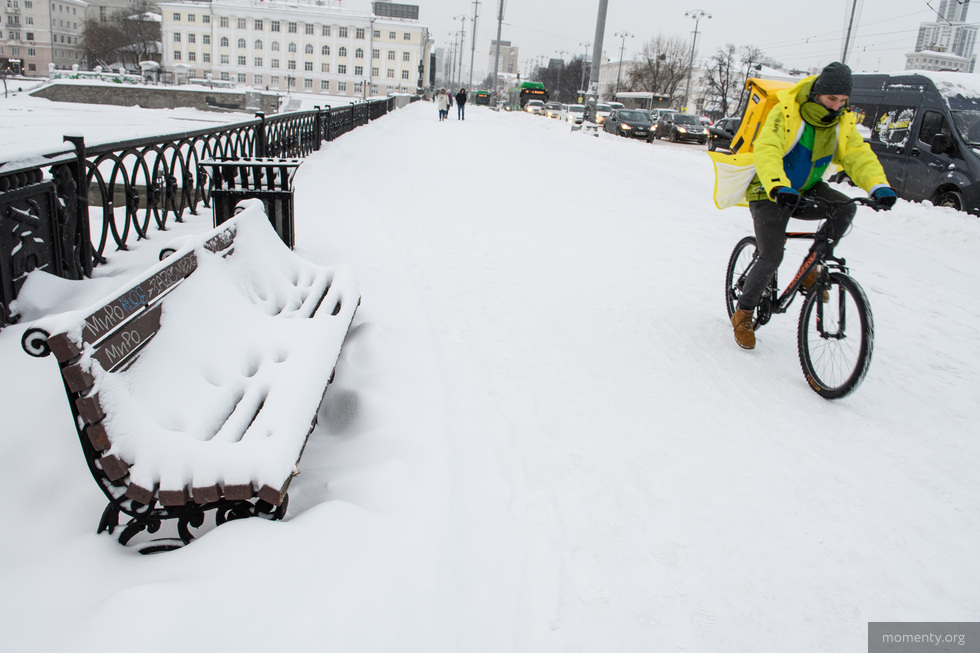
[1,96,979,652]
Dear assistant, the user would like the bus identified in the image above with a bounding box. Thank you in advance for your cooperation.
[507,81,549,111]
[472,90,491,105]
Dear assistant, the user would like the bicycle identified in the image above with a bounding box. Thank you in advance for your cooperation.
[724,195,880,399]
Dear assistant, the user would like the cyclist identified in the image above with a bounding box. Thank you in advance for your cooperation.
[729,61,897,350]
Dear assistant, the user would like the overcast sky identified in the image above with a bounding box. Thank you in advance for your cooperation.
[393,0,953,81]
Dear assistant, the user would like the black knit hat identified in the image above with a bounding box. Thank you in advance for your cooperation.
[812,62,852,96]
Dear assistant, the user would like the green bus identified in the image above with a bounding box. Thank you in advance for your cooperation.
[507,82,549,111]
[473,90,491,105]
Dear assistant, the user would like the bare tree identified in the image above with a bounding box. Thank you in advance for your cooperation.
[623,34,690,107]
[735,45,766,112]
[700,44,741,119]
[81,1,160,70]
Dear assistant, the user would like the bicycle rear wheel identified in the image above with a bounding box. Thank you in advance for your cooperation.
[797,272,874,399]
[725,236,758,319]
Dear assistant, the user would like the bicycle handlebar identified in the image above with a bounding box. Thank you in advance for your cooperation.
[796,194,881,212]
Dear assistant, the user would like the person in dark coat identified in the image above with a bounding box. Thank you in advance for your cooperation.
[455,88,467,120]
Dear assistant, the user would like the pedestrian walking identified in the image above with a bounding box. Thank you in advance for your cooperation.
[436,89,449,121]
[455,88,467,120]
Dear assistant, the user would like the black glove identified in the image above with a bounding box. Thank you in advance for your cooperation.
[771,186,801,211]
[871,187,898,210]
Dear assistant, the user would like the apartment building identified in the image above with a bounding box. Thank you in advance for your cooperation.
[158,0,431,97]
[0,0,86,75]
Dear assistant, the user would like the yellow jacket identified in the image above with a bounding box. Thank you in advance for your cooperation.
[709,75,889,209]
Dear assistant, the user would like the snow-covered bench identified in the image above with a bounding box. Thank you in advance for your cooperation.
[21,200,359,551]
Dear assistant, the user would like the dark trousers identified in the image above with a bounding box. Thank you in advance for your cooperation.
[737,181,856,311]
[458,104,465,119]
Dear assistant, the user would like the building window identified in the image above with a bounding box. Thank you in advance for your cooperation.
[304,61,312,71]
[173,33,181,42]
[220,17,228,28]
[237,18,246,29]
[371,84,378,94]
[403,32,410,40]
[237,38,246,48]
[188,51,195,61]
[338,81,346,91]
[354,82,362,93]
[338,46,347,57]
[322,25,330,36]
[237,73,245,83]
[338,26,347,38]
[304,43,313,54]
[321,63,329,72]
[202,15,210,24]
[203,52,210,62]
[220,72,229,80]
[187,14,195,23]
[271,41,279,51]
[287,42,297,53]
[371,67,378,76]
[355,28,364,39]
[271,58,279,68]
[238,56,246,66]
[373,30,380,38]
[355,48,363,58]
[387,50,395,60]
[354,65,363,75]
[254,39,262,49]
[402,51,410,61]
[372,48,379,59]
[287,60,296,69]
[389,31,396,39]
[401,70,409,79]
[338,64,346,74]
[320,80,329,90]
[203,34,210,44]
[271,21,279,32]
[172,12,180,21]
[305,24,313,35]
[254,19,263,30]
[220,36,229,47]
[188,33,195,43]
[220,54,229,64]
[304,78,312,88]
[288,22,297,33]
[270,74,279,85]
[321,44,330,55]
[173,50,181,60]
[254,57,262,66]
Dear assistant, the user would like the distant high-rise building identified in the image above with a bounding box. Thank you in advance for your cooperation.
[488,39,517,76]
[910,0,977,72]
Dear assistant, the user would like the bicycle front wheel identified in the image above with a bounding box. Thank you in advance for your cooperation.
[797,272,874,399]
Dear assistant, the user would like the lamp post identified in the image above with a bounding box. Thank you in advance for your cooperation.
[453,15,467,90]
[578,41,591,96]
[682,9,710,114]
[614,31,633,95]
[468,0,480,90]
[555,49,567,101]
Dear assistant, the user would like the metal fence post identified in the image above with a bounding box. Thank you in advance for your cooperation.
[254,112,267,158]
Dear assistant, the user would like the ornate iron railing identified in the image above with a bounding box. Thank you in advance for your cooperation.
[0,97,402,329]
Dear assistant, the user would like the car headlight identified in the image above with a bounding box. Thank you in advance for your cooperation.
[621,123,632,130]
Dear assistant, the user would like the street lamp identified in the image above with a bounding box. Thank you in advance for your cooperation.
[614,31,633,95]
[579,41,591,96]
[555,49,567,101]
[682,9,710,114]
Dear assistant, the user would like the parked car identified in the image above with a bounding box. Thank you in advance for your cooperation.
[602,109,654,139]
[525,100,544,114]
[707,116,740,152]
[655,112,708,144]
[561,103,586,124]
[607,101,626,111]
[543,102,563,119]
[649,108,679,138]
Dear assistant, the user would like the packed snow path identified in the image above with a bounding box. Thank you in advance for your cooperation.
[2,100,978,652]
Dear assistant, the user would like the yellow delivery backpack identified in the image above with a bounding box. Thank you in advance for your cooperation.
[708,77,794,209]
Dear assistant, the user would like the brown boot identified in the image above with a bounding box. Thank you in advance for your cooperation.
[802,266,829,302]
[731,308,756,350]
